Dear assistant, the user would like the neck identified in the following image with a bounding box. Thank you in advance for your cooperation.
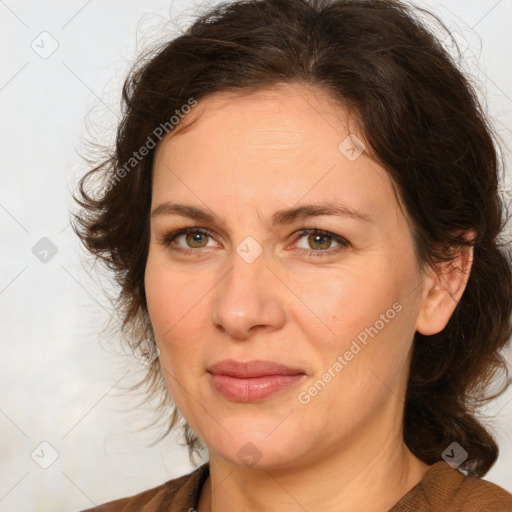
[197,431,430,512]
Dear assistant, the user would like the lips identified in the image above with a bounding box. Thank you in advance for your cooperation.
[207,359,306,402]
[207,359,305,378]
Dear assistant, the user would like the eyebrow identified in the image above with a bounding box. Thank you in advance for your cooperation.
[150,201,373,227]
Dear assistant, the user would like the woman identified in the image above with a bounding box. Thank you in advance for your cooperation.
[71,0,512,510]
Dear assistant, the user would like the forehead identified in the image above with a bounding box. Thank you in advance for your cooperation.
[167,83,353,137]
[151,84,398,223]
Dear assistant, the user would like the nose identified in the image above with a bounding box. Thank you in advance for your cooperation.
[210,247,287,340]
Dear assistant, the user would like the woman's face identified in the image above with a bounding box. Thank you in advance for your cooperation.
[145,84,428,470]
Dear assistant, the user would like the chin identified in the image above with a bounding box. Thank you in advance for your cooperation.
[206,429,305,471]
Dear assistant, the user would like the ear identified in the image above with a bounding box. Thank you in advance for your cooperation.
[416,234,475,336]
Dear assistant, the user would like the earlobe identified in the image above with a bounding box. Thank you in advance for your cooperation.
[416,243,474,336]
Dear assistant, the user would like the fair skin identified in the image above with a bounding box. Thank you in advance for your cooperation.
[144,83,473,512]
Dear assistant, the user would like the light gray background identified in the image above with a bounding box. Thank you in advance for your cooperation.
[1,1,511,511]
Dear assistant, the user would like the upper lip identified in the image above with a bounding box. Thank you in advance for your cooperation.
[207,359,305,378]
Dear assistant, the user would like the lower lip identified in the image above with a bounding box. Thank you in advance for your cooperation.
[208,373,306,402]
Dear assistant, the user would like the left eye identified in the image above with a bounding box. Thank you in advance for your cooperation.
[292,229,349,257]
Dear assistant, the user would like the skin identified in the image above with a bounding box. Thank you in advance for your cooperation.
[144,83,473,512]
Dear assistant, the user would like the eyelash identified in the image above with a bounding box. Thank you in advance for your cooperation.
[160,227,350,259]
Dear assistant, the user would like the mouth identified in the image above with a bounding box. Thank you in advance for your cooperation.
[207,358,306,378]
[207,359,306,402]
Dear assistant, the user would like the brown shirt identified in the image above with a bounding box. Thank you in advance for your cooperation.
[80,460,512,511]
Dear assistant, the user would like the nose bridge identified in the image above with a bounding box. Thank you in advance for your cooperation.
[210,242,286,338]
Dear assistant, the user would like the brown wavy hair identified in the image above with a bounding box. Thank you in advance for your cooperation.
[71,0,512,476]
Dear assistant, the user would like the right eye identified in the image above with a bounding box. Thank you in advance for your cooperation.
[160,227,219,254]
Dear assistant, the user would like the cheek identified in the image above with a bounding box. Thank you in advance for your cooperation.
[144,260,174,338]
[144,257,206,353]
[144,260,210,408]
[296,262,414,390]
[291,265,398,350]
[294,282,412,428]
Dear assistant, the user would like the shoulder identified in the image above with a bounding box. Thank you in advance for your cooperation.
[451,470,512,511]
[393,461,512,512]
[76,462,209,512]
